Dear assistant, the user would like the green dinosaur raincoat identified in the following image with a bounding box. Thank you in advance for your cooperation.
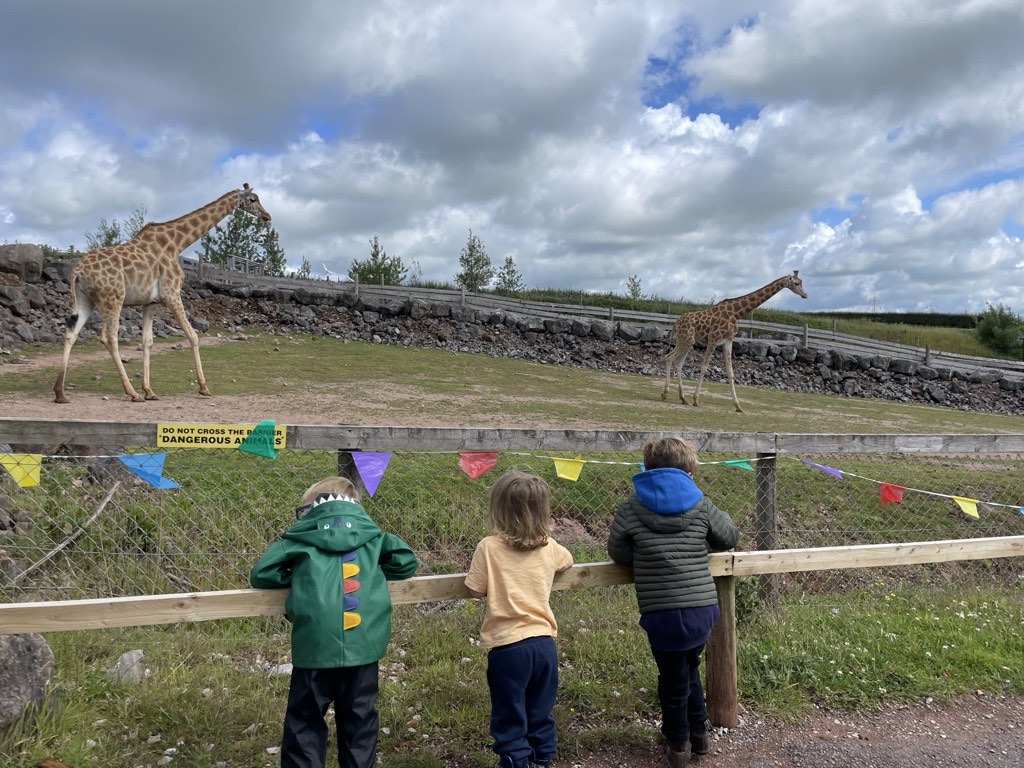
[250,496,418,668]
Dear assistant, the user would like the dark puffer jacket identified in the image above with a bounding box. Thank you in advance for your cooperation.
[607,467,739,613]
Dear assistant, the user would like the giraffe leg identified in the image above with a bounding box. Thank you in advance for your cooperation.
[53,284,93,404]
[101,310,145,402]
[662,345,684,401]
[692,345,716,407]
[165,296,211,396]
[140,304,158,400]
[675,348,693,404]
[722,340,744,413]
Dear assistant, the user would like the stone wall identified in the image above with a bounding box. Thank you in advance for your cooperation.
[2,257,1022,414]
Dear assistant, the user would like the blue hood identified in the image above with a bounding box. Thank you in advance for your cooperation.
[632,467,703,515]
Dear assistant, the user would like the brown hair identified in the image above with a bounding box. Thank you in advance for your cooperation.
[642,437,698,474]
[488,470,552,551]
[301,476,361,505]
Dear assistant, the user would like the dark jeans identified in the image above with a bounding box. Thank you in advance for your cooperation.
[651,644,708,746]
[486,635,559,768]
[281,663,379,768]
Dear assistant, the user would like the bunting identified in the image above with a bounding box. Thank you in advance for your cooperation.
[117,453,180,490]
[459,451,498,479]
[0,453,42,488]
[800,459,843,479]
[239,420,278,459]
[879,483,905,503]
[352,452,392,497]
[951,496,980,519]
[553,458,585,482]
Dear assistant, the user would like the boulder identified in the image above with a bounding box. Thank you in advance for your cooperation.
[0,633,55,736]
[0,245,45,283]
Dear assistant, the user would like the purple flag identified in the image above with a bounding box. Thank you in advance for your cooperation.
[352,452,392,497]
[800,459,843,479]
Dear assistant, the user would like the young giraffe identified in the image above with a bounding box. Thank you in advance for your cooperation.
[661,271,807,413]
[54,185,272,404]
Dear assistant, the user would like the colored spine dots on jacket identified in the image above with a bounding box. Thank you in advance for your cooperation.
[341,551,361,629]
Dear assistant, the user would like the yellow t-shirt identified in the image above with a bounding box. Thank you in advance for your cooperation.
[465,535,574,649]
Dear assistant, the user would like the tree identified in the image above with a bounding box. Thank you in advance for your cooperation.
[976,303,1023,355]
[195,208,286,276]
[295,256,312,280]
[494,253,525,294]
[455,229,494,292]
[626,274,645,301]
[85,204,148,250]
[348,235,408,285]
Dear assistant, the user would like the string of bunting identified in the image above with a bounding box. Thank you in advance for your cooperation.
[3,427,1023,518]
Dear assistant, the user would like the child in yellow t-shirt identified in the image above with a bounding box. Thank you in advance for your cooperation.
[465,470,574,768]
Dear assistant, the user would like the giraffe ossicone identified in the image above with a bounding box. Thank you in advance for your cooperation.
[661,270,808,413]
[53,185,272,404]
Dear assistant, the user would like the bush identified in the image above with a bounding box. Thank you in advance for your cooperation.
[976,303,1023,354]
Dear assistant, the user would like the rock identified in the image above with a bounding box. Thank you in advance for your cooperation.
[107,649,146,683]
[0,245,45,283]
[0,633,55,735]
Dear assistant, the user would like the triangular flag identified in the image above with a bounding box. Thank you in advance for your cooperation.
[352,452,392,497]
[952,496,979,519]
[880,483,905,503]
[800,459,843,479]
[722,459,755,472]
[239,420,278,458]
[117,453,179,490]
[459,451,498,479]
[0,453,42,488]
[553,458,585,482]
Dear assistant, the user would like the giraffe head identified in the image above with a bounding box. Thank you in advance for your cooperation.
[236,183,272,222]
[784,270,808,299]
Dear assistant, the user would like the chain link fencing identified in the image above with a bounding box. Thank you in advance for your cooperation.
[3,438,1023,608]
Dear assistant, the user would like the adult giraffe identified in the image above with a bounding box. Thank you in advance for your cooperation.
[661,271,807,413]
[54,185,272,403]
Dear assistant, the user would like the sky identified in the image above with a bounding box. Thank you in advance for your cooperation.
[2,0,1023,314]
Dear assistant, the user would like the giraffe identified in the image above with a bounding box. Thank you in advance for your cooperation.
[53,184,272,404]
[661,270,807,413]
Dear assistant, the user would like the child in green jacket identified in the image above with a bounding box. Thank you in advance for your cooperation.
[250,476,418,768]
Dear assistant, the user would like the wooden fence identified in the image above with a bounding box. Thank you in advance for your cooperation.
[2,419,1024,726]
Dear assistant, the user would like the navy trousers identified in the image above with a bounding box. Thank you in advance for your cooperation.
[486,635,559,768]
[281,663,379,768]
[651,644,709,747]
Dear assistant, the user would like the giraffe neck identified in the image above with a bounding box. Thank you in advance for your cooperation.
[135,191,240,255]
[720,277,789,317]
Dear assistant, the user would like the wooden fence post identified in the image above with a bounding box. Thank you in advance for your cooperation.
[755,452,780,605]
[705,574,738,727]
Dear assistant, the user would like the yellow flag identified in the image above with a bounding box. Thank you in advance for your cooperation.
[553,458,585,482]
[0,453,42,488]
[951,496,979,518]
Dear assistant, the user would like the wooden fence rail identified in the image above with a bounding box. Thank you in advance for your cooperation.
[4,536,1021,728]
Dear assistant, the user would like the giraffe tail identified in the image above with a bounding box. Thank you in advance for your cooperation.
[64,271,84,329]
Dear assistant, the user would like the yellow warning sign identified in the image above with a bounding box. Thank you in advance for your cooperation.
[156,423,287,449]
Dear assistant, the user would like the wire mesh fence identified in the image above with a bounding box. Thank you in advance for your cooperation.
[3,433,1023,610]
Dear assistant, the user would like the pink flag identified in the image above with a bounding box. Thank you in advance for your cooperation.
[459,451,498,479]
[880,483,905,503]
[352,452,392,497]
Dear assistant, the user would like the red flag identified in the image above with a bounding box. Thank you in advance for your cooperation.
[459,451,498,479]
[880,482,905,503]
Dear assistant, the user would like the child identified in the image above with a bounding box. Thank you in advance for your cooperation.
[250,476,418,768]
[465,470,575,768]
[607,438,739,768]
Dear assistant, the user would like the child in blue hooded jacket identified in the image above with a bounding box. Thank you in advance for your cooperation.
[607,437,739,768]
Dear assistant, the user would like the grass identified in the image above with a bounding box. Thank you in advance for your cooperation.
[2,331,1024,766]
